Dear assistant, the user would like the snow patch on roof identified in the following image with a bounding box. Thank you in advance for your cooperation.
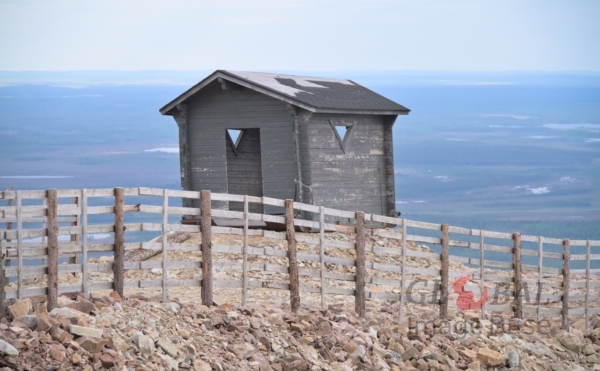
[229,71,354,97]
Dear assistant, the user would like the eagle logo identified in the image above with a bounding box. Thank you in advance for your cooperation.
[452,274,488,311]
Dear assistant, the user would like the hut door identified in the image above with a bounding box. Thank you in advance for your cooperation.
[226,128,264,213]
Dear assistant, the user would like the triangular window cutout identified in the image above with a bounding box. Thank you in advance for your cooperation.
[226,129,244,156]
[329,120,353,153]
[335,125,347,140]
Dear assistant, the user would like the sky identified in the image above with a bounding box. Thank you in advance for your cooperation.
[0,0,599,72]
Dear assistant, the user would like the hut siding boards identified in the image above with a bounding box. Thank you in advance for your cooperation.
[185,82,297,212]
[227,128,264,213]
[306,114,389,218]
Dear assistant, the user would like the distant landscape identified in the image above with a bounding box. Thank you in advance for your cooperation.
[1,71,599,241]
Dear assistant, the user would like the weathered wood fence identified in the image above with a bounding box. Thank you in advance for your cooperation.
[1,187,599,330]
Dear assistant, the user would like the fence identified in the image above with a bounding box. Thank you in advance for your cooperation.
[1,187,599,330]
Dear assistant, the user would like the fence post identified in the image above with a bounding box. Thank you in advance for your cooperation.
[319,206,326,308]
[562,239,570,330]
[440,224,449,319]
[355,211,366,318]
[161,189,169,303]
[16,191,22,300]
[585,239,590,331]
[479,230,485,320]
[241,195,249,307]
[70,196,79,265]
[285,200,300,313]
[0,243,5,316]
[47,189,58,311]
[201,190,213,306]
[513,233,522,319]
[113,188,125,299]
[81,189,88,298]
[5,191,12,267]
[398,219,406,322]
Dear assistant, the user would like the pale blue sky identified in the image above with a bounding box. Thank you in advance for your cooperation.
[1,0,599,71]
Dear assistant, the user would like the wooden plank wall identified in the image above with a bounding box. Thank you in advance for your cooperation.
[1,187,599,327]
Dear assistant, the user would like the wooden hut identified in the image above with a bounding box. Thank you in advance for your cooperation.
[160,70,409,220]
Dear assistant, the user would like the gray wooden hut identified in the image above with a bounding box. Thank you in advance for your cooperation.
[160,70,409,220]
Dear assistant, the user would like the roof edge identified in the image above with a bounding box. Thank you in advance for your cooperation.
[160,70,411,116]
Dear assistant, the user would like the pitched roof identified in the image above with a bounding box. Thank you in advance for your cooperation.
[160,70,410,116]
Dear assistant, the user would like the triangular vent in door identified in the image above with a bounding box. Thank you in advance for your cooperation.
[226,129,244,156]
[329,120,353,153]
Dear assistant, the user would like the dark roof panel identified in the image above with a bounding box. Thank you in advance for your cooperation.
[160,70,410,115]
[228,71,410,113]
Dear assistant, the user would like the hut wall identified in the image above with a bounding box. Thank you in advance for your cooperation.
[184,82,297,211]
[302,113,396,218]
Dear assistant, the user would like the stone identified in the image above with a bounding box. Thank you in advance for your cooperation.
[157,338,179,357]
[72,353,82,364]
[468,360,480,370]
[164,355,179,371]
[556,331,583,353]
[0,339,19,356]
[70,324,103,338]
[50,307,90,323]
[17,315,37,330]
[50,325,73,343]
[138,335,155,356]
[99,354,115,368]
[108,290,123,303]
[506,349,519,368]
[8,299,32,319]
[66,299,97,314]
[460,349,477,359]
[76,336,106,352]
[583,344,595,355]
[401,347,417,361]
[477,347,504,367]
[446,347,459,361]
[193,360,212,371]
[36,313,58,333]
[49,345,65,361]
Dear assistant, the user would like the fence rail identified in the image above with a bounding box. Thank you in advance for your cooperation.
[1,187,599,330]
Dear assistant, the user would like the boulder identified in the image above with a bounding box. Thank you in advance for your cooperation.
[8,299,32,319]
[69,324,103,338]
[556,331,583,353]
[477,347,504,367]
[0,339,19,356]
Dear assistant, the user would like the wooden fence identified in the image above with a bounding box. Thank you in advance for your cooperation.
[1,187,599,330]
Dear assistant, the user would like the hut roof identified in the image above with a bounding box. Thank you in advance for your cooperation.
[160,70,410,116]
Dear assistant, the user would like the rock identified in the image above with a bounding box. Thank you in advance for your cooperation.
[99,354,115,368]
[138,335,155,356]
[0,340,19,356]
[401,347,417,361]
[50,307,90,323]
[35,313,58,332]
[70,324,103,338]
[468,360,480,370]
[17,315,37,330]
[582,343,595,355]
[556,331,583,353]
[157,338,179,357]
[76,336,106,352]
[477,347,504,367]
[49,344,65,361]
[66,299,97,314]
[108,290,123,303]
[506,349,519,368]
[164,355,179,371]
[193,360,212,371]
[8,299,32,319]
[50,325,73,343]
[460,349,477,359]
[446,347,459,361]
[72,353,82,364]
[163,302,180,314]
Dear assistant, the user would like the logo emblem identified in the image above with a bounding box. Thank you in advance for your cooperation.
[452,274,488,310]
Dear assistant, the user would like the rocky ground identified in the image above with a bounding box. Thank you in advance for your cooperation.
[1,230,599,370]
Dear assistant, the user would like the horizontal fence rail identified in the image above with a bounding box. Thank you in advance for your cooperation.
[1,187,599,329]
